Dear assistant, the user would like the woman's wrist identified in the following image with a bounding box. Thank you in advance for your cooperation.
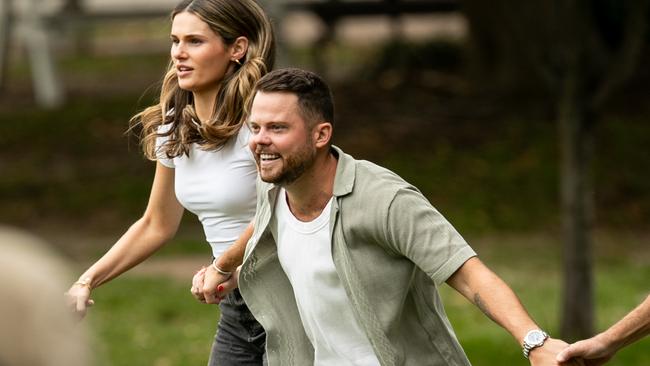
[74,276,93,290]
[211,259,233,279]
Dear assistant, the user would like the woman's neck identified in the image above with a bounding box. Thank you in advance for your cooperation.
[192,88,219,124]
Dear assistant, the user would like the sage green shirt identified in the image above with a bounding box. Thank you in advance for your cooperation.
[239,146,476,366]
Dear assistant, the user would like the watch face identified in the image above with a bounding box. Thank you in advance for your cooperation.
[526,330,545,345]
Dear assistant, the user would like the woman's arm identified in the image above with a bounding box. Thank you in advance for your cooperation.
[65,162,185,317]
[556,294,650,365]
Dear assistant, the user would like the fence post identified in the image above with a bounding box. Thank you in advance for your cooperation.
[19,0,64,108]
[0,0,13,93]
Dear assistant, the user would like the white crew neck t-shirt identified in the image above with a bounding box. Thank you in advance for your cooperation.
[271,189,380,366]
[156,124,257,257]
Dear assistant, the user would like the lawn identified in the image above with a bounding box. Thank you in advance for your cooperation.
[84,232,649,366]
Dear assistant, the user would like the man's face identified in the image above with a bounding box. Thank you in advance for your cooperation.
[248,91,317,186]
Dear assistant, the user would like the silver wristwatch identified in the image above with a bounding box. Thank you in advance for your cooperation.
[522,329,548,358]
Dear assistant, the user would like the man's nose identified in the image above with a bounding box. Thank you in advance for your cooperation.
[252,129,271,145]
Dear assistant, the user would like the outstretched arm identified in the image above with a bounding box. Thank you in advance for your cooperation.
[446,257,582,366]
[65,163,184,318]
[556,294,650,365]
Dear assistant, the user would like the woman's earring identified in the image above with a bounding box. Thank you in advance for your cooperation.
[233,58,242,66]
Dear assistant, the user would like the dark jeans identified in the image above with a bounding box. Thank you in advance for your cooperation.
[208,288,266,366]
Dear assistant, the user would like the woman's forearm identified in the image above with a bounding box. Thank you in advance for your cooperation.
[601,294,650,352]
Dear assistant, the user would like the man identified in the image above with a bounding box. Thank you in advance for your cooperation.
[207,68,582,366]
[557,295,649,365]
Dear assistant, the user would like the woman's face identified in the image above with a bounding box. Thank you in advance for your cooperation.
[170,12,234,95]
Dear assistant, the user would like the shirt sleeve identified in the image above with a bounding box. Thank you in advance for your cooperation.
[238,124,256,163]
[385,187,476,285]
[155,123,175,168]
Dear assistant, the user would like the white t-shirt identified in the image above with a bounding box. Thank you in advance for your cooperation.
[156,124,257,257]
[271,189,380,366]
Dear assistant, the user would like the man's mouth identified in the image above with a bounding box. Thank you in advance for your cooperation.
[260,153,280,162]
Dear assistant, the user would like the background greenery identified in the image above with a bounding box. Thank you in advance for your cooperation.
[1,19,648,366]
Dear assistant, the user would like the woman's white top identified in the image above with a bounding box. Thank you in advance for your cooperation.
[156,124,257,257]
[271,189,380,366]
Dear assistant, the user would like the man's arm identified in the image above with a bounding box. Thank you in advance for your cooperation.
[556,294,650,365]
[446,257,582,366]
[196,221,253,304]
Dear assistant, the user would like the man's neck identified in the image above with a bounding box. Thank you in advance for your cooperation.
[284,150,338,222]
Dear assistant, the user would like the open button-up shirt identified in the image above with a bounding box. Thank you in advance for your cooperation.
[239,146,476,366]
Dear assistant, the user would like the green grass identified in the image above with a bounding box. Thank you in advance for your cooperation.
[89,276,218,366]
[85,233,649,366]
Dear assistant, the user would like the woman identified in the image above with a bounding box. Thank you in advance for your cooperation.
[64,1,275,365]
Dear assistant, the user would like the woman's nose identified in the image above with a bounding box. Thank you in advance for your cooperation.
[171,43,187,60]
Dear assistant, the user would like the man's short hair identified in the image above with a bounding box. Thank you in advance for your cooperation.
[255,68,334,127]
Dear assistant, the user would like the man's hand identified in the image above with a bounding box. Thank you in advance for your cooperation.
[556,335,614,366]
[64,283,94,320]
[529,338,585,366]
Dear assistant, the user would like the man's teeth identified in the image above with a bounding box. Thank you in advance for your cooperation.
[260,154,279,161]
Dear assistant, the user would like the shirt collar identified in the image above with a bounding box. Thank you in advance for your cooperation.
[331,145,355,197]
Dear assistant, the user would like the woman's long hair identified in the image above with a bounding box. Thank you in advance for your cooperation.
[132,0,276,159]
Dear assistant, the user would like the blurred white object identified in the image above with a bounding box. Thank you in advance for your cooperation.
[0,225,91,366]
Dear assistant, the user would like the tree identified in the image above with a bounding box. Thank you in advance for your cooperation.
[462,0,649,340]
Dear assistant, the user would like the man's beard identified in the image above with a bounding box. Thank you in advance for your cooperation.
[259,144,317,186]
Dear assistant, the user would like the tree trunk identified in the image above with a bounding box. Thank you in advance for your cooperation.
[558,71,595,341]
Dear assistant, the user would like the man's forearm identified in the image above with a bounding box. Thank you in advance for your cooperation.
[214,221,253,272]
[446,257,538,341]
[445,258,582,366]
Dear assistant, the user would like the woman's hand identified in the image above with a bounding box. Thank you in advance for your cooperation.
[202,265,240,304]
[64,281,94,320]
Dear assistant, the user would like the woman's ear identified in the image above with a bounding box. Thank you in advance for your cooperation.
[231,36,249,62]
[313,122,333,148]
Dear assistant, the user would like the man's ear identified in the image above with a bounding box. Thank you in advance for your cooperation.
[231,36,249,62]
[313,122,333,148]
